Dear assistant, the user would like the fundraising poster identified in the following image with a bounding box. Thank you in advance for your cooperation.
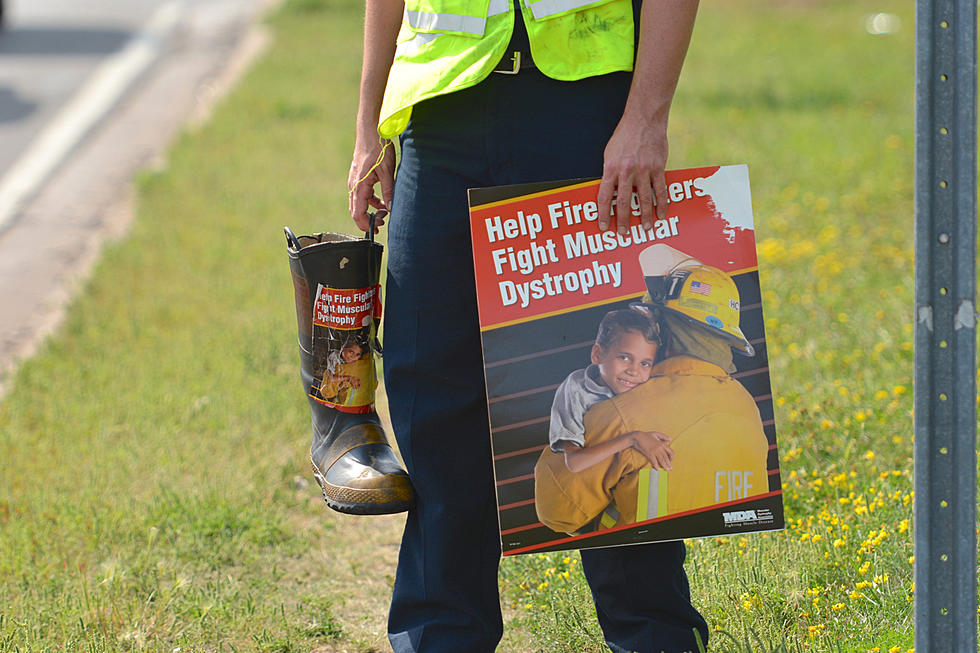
[468,165,785,556]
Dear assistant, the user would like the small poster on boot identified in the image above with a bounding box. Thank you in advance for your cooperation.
[309,283,382,413]
[467,165,785,555]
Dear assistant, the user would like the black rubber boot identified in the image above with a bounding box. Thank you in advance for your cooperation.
[285,227,413,515]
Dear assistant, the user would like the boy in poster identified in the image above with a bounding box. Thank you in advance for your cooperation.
[548,307,674,475]
[317,333,373,407]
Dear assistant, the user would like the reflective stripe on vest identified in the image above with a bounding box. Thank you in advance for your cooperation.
[488,0,512,18]
[397,31,441,56]
[406,0,511,36]
[524,0,612,20]
[406,9,486,35]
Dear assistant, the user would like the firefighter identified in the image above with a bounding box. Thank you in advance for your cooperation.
[535,259,769,531]
[347,2,704,652]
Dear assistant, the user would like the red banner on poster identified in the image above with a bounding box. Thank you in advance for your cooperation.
[313,285,382,330]
[469,167,759,329]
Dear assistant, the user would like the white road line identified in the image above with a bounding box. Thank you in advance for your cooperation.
[0,1,184,234]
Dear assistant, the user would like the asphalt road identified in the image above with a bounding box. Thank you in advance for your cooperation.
[0,0,273,392]
[1,0,179,177]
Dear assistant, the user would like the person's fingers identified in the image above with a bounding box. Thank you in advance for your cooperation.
[347,169,357,217]
[596,175,615,231]
[654,450,667,470]
[352,181,371,231]
[353,213,369,232]
[353,196,379,233]
[653,171,669,221]
[615,174,631,235]
[368,210,387,234]
[636,178,655,230]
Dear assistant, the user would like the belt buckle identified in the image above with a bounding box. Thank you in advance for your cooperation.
[494,51,521,75]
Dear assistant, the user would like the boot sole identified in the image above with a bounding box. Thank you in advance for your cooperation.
[325,495,413,515]
[315,472,413,515]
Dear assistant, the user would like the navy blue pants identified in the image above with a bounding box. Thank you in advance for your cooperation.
[384,69,709,653]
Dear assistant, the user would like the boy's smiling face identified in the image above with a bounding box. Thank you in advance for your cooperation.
[591,329,659,395]
[341,342,364,363]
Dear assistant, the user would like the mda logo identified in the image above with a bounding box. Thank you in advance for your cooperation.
[722,508,774,527]
[723,510,758,525]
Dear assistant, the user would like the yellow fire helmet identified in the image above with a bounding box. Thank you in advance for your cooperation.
[641,261,755,356]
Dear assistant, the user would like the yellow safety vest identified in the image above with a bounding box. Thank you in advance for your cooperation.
[379,0,636,138]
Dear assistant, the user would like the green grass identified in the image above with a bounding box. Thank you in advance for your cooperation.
[0,0,928,651]
[500,2,920,651]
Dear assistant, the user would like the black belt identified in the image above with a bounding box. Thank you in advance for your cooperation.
[493,50,536,74]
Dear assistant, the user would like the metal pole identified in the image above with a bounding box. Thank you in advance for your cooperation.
[914,0,977,650]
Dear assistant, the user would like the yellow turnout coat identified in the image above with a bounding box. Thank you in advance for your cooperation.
[534,355,769,533]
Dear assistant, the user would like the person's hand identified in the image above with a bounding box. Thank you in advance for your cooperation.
[348,375,362,389]
[348,136,395,234]
[630,430,673,470]
[596,111,669,235]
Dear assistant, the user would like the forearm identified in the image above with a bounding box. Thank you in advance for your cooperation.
[624,0,699,128]
[355,1,403,142]
[563,433,635,473]
[597,0,699,229]
[349,1,403,229]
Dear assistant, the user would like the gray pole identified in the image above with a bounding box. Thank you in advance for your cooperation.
[914,0,977,650]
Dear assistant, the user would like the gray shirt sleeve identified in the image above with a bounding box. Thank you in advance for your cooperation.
[548,365,615,453]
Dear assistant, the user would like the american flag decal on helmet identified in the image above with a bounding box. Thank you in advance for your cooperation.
[690,280,712,296]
